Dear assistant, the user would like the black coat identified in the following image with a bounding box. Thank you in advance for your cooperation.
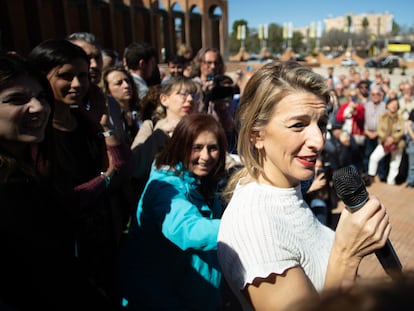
[0,167,111,311]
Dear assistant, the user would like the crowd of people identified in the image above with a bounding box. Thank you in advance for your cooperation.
[323,65,414,188]
[1,31,414,311]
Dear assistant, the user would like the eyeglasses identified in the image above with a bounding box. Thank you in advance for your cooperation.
[371,93,381,96]
[177,91,200,101]
[202,60,219,66]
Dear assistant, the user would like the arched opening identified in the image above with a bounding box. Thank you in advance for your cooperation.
[209,5,223,50]
[151,1,168,62]
[189,5,202,54]
[172,2,185,52]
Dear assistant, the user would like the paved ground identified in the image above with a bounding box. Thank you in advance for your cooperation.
[314,64,414,280]
[331,177,414,280]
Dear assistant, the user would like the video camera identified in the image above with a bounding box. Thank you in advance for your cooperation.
[206,74,235,101]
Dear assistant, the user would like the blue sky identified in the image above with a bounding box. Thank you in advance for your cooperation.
[228,0,414,30]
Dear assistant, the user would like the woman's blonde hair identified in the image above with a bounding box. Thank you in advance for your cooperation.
[139,77,202,126]
[223,61,330,202]
[157,76,202,118]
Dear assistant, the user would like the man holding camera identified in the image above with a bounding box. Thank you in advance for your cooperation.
[192,47,225,91]
[190,48,237,151]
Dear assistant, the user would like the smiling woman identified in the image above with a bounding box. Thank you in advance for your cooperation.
[28,39,132,307]
[0,61,51,147]
[119,113,228,311]
[129,77,202,201]
[218,60,392,311]
[0,52,111,310]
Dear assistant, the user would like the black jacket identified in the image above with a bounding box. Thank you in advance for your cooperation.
[0,167,112,311]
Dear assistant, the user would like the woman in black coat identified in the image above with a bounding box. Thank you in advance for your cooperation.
[0,52,111,310]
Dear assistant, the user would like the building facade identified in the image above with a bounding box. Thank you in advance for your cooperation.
[324,12,393,36]
[0,0,229,62]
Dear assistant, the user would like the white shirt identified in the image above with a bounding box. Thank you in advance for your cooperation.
[218,182,334,310]
[131,72,148,100]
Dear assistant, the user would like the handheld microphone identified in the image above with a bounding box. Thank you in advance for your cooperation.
[332,166,402,280]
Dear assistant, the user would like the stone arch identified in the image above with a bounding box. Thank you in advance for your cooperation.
[1,0,228,63]
[208,4,223,51]
[171,2,185,52]
[150,2,169,62]
[189,4,203,54]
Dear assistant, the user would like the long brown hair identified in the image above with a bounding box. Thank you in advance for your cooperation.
[102,65,140,112]
[155,113,227,184]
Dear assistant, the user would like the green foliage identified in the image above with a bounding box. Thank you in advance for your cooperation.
[229,20,285,54]
[228,17,409,57]
[391,21,401,36]
[267,23,284,53]
[231,19,248,37]
[291,31,304,53]
[347,15,352,28]
[320,29,348,50]
[362,17,369,32]
[229,19,248,53]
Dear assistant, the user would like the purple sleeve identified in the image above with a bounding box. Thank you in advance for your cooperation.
[73,141,133,207]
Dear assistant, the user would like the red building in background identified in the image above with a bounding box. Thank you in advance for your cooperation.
[0,0,228,62]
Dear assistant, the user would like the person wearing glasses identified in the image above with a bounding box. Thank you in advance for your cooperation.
[130,77,201,202]
[190,47,225,112]
[131,76,200,147]
[191,47,224,86]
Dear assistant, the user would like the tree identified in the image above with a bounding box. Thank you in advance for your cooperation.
[244,27,260,53]
[346,15,353,49]
[291,31,304,53]
[362,17,369,34]
[267,23,284,53]
[320,29,348,51]
[391,21,401,36]
[229,21,284,55]
[229,19,248,53]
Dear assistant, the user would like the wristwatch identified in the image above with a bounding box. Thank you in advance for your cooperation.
[100,172,112,188]
[101,129,114,137]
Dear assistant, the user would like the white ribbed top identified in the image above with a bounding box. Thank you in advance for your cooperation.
[218,182,334,310]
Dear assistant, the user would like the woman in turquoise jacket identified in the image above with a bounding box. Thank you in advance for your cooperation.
[119,113,227,310]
